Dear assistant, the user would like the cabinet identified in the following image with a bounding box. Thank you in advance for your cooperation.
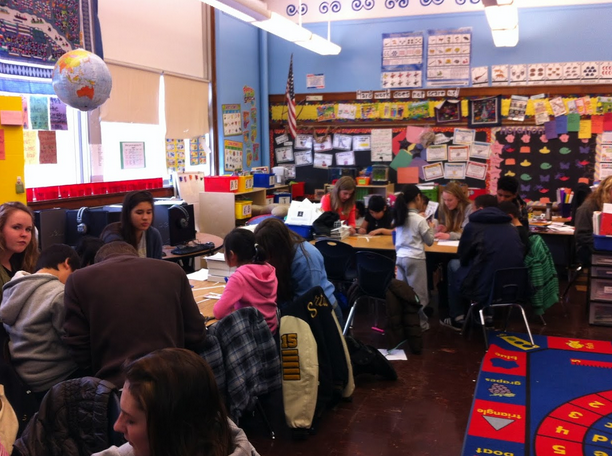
[588,251,612,325]
[198,185,289,239]
[354,184,396,202]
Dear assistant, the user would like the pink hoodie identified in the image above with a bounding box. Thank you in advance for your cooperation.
[213,263,278,333]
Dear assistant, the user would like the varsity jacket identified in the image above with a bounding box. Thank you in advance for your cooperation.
[279,286,354,430]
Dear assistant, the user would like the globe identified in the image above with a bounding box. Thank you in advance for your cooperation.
[52,49,112,111]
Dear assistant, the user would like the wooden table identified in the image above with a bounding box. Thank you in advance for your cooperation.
[163,232,224,272]
[339,235,458,255]
[190,278,224,325]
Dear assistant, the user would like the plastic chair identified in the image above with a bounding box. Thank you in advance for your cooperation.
[343,251,395,335]
[314,239,357,285]
[461,267,534,350]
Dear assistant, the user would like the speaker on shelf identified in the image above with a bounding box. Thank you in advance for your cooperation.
[34,208,67,250]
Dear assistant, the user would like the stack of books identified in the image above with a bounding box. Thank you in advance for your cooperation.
[205,252,236,282]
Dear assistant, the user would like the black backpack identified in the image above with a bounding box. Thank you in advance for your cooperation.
[344,336,397,381]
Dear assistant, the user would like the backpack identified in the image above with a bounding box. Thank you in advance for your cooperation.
[344,336,397,381]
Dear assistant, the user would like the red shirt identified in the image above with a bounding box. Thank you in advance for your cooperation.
[320,193,356,228]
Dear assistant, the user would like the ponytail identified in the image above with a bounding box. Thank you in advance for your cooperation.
[223,228,267,266]
[393,184,422,227]
[252,243,267,264]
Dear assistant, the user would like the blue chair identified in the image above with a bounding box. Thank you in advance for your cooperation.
[314,239,357,286]
[343,251,395,335]
[461,267,534,350]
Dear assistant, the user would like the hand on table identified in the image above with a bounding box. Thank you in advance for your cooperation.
[434,232,451,240]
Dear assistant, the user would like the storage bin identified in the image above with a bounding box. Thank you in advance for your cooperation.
[594,235,612,252]
[265,196,274,205]
[235,200,253,219]
[286,224,313,240]
[274,192,291,205]
[590,278,612,302]
[356,177,371,185]
[291,182,305,199]
[253,174,275,188]
[204,176,239,193]
[590,266,612,279]
[589,302,612,326]
[592,252,612,266]
[237,175,254,192]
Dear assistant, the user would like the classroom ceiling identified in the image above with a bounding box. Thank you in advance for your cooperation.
[265,0,612,23]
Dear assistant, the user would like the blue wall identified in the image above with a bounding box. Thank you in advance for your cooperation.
[215,4,612,170]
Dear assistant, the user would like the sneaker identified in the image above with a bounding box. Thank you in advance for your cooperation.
[440,317,463,332]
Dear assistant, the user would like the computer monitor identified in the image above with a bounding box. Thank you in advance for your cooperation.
[153,202,196,246]
[65,207,121,247]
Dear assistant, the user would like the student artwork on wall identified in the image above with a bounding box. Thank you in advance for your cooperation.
[491,127,596,202]
[333,134,353,151]
[294,150,313,167]
[314,152,333,169]
[353,135,371,151]
[335,151,355,166]
[275,146,293,163]
[295,134,313,150]
[435,100,461,124]
[468,96,502,127]
[313,135,333,152]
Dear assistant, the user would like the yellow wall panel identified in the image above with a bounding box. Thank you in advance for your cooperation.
[0,96,25,205]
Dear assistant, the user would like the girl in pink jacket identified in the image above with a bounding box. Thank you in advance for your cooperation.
[213,228,278,333]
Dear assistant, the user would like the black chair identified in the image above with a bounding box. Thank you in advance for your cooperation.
[461,267,534,350]
[314,239,357,287]
[343,251,395,335]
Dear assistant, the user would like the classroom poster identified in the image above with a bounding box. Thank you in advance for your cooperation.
[23,130,38,165]
[371,128,393,162]
[120,142,146,169]
[381,31,424,89]
[29,96,49,130]
[38,130,57,164]
[49,97,68,130]
[189,136,207,166]
[224,140,243,172]
[222,104,242,136]
[425,28,472,87]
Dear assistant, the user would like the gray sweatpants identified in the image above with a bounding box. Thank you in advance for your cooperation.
[395,256,429,330]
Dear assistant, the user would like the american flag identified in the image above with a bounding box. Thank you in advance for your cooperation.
[285,54,297,139]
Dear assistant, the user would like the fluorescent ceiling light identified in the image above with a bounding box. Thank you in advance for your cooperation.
[200,0,269,22]
[491,25,519,47]
[295,33,342,55]
[484,3,518,30]
[253,12,313,42]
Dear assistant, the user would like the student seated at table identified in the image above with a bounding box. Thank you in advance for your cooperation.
[253,217,343,323]
[213,228,278,333]
[1,244,81,401]
[496,175,528,227]
[440,195,524,331]
[575,176,612,266]
[358,195,394,235]
[355,200,366,230]
[0,201,39,295]
[499,201,530,255]
[93,348,260,456]
[100,191,163,259]
[320,176,357,235]
[434,182,473,241]
[75,235,104,268]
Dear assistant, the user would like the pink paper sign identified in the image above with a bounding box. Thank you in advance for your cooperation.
[38,130,57,164]
[1,110,23,126]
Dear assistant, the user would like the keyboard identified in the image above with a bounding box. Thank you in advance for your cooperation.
[170,242,215,256]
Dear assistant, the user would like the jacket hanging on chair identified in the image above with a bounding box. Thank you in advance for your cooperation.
[525,234,559,315]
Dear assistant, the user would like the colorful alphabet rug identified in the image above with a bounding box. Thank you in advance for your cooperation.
[463,332,612,456]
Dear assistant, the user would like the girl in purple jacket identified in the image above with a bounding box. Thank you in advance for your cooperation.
[213,228,278,333]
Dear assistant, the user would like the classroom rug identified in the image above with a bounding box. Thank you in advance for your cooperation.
[463,332,612,456]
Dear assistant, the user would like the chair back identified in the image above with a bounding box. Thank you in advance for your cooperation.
[487,267,530,306]
[314,239,356,281]
[355,251,395,299]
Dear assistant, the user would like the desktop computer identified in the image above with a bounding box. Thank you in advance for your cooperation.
[153,202,196,246]
[35,208,67,250]
[65,207,122,247]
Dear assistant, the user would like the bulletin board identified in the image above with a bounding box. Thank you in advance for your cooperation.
[491,127,596,202]
[270,126,491,195]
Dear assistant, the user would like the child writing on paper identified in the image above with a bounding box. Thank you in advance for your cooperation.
[213,228,278,333]
[358,195,394,235]
[394,185,435,331]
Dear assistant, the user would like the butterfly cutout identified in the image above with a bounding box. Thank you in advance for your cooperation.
[559,162,570,169]
[540,175,550,182]
[520,184,531,192]
[579,145,591,154]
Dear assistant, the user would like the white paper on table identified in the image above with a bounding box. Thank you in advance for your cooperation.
[187,268,209,281]
[437,240,460,247]
[380,349,407,360]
